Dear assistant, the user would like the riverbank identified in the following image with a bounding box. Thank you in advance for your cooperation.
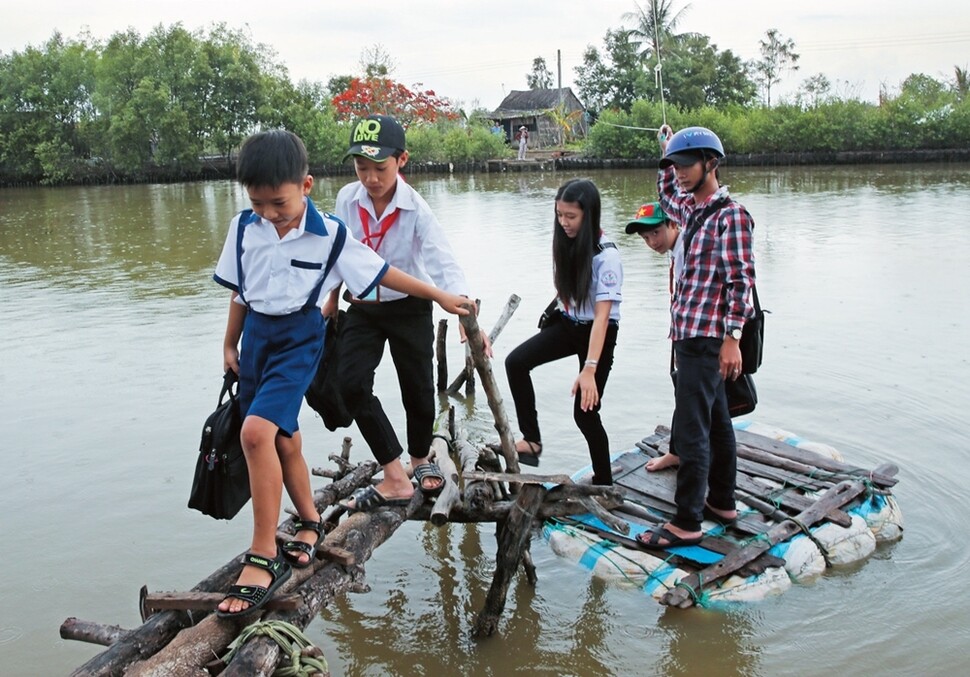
[4,148,970,188]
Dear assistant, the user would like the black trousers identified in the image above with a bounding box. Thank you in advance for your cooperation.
[336,296,434,465]
[670,337,738,531]
[505,315,618,485]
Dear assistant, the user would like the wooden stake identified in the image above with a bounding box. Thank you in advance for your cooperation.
[456,301,519,474]
[448,294,520,394]
[473,484,547,637]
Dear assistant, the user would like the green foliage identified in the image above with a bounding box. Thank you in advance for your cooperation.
[2,22,970,184]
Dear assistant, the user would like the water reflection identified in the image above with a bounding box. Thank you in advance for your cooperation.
[3,165,970,675]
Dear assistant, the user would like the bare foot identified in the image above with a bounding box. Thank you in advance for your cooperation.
[646,453,679,472]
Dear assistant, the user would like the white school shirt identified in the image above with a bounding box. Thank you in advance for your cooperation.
[334,175,470,302]
[562,237,623,322]
[213,198,389,315]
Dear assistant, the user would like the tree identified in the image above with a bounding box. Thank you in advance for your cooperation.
[359,44,396,78]
[750,28,800,106]
[331,77,459,127]
[573,29,651,112]
[526,57,553,89]
[953,65,969,101]
[798,73,832,109]
[661,33,755,109]
[623,0,690,63]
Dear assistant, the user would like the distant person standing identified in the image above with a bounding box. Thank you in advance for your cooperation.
[516,125,529,160]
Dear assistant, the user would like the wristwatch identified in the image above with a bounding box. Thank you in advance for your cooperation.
[727,327,742,341]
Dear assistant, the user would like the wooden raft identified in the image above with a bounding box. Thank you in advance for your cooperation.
[555,425,899,608]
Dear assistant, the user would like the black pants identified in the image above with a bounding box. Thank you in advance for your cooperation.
[505,316,618,485]
[670,337,738,531]
[336,296,434,465]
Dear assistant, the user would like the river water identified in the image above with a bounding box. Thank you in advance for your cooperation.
[1,165,968,676]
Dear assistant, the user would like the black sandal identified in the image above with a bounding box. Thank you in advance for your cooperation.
[516,440,543,467]
[413,462,445,496]
[280,519,325,569]
[216,551,292,618]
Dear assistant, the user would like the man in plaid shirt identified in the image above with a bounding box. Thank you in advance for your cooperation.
[637,124,756,550]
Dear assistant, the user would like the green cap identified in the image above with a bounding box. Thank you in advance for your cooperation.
[625,202,669,234]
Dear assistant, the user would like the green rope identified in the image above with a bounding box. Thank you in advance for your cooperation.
[223,620,329,677]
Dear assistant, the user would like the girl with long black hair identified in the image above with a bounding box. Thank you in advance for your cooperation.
[504,178,623,485]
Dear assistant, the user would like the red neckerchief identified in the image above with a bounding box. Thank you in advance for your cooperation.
[357,204,400,252]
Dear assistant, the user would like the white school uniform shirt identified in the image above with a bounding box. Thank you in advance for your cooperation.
[334,175,470,302]
[562,236,623,322]
[213,198,388,315]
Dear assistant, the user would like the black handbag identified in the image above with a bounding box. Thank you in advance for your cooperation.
[305,309,354,431]
[725,372,758,417]
[537,297,561,329]
[740,286,765,374]
[188,370,251,520]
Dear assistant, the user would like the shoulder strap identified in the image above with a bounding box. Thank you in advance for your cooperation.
[303,220,346,310]
[597,241,617,252]
[681,196,730,258]
[234,209,257,307]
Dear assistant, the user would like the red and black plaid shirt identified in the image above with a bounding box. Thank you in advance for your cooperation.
[658,167,756,341]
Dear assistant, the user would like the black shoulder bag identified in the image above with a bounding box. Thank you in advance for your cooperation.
[188,369,251,520]
[303,223,352,431]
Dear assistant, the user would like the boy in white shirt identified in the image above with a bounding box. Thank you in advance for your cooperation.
[327,115,489,512]
[213,130,468,616]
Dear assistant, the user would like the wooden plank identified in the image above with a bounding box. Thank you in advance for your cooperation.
[735,475,853,528]
[662,479,868,608]
[734,429,898,487]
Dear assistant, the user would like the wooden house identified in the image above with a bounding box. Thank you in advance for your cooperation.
[491,87,587,149]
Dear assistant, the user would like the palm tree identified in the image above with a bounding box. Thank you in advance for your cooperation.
[622,0,691,64]
[954,65,969,101]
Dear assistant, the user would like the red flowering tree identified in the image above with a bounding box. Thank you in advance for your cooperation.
[331,77,460,126]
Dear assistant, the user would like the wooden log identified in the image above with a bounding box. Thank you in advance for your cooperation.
[60,618,129,647]
[447,293,520,394]
[71,462,378,676]
[576,496,631,535]
[463,470,573,485]
[219,509,408,676]
[662,479,868,608]
[141,591,301,614]
[429,428,462,527]
[435,318,448,391]
[456,438,495,512]
[410,493,623,523]
[457,302,520,475]
[473,484,547,637]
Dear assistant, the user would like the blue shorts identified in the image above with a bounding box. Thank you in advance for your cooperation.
[238,309,326,437]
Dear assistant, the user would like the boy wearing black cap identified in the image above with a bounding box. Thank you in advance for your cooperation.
[327,114,489,512]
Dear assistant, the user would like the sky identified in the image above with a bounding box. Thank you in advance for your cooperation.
[1,0,968,108]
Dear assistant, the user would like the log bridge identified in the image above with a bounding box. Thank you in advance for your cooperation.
[61,297,624,676]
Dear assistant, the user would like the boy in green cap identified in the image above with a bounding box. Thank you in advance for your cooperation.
[626,202,681,471]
